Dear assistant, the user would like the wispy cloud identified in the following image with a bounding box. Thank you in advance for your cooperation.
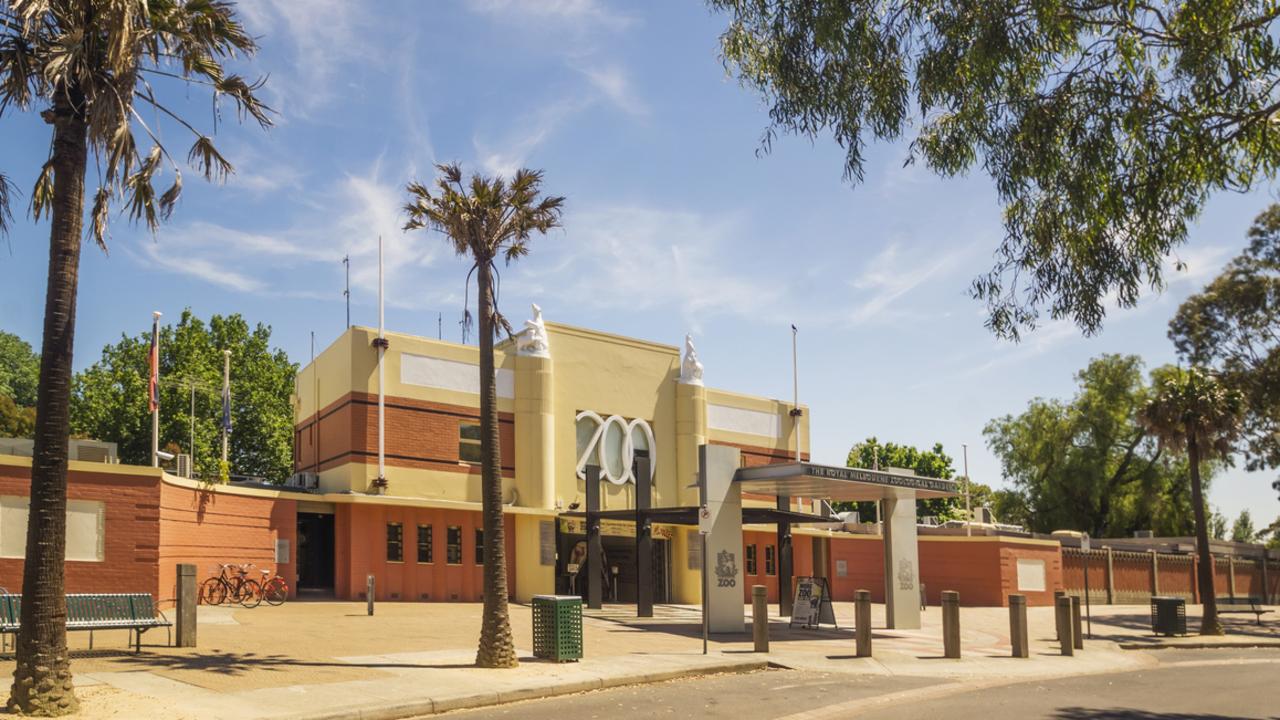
[847,241,972,325]
[473,98,589,177]
[465,0,634,30]
[576,64,648,116]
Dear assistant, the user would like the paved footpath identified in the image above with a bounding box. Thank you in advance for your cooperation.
[5,600,1273,719]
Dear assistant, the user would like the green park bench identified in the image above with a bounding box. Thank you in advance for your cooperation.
[1215,597,1272,626]
[0,593,172,653]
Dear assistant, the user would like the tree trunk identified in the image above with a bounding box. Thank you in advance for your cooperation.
[473,260,517,668]
[1187,434,1222,635]
[9,88,87,716]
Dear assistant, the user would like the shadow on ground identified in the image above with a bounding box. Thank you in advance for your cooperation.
[1052,707,1272,720]
[101,651,491,676]
[1084,611,1278,640]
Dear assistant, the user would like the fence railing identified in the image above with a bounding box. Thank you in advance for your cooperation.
[1062,548,1277,605]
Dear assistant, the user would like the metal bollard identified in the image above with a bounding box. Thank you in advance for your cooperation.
[855,589,873,658]
[176,563,197,648]
[1055,596,1074,656]
[752,585,769,653]
[1070,595,1083,650]
[367,574,375,616]
[1008,594,1028,658]
[941,590,960,659]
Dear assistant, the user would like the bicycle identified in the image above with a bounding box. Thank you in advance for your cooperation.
[200,563,262,608]
[256,568,289,606]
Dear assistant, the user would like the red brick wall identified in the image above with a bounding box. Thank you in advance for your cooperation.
[157,481,297,606]
[297,393,514,478]
[336,504,515,602]
[740,530,815,602]
[0,463,162,600]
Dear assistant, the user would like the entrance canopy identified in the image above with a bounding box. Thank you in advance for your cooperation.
[734,462,959,501]
[561,506,829,525]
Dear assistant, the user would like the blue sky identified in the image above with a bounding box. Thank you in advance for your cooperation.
[1,0,1276,529]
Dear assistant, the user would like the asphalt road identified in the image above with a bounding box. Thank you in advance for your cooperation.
[440,649,1280,720]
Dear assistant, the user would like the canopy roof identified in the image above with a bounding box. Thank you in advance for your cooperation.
[560,506,829,525]
[734,462,959,501]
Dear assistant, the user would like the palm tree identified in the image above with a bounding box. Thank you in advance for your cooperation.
[404,163,564,668]
[1140,366,1245,636]
[0,1,269,713]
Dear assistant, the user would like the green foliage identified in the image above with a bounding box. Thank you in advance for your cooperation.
[0,331,39,407]
[842,438,977,521]
[1230,509,1258,543]
[1211,510,1229,541]
[1170,203,1280,475]
[985,354,1210,537]
[71,310,296,482]
[712,0,1280,339]
[0,395,34,438]
[1140,366,1246,462]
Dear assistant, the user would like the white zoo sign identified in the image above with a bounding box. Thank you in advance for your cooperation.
[575,411,655,485]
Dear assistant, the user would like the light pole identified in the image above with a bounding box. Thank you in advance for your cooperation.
[962,443,972,538]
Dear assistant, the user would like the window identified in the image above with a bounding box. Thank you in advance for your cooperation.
[765,545,777,576]
[745,544,757,575]
[447,526,463,564]
[459,423,482,463]
[1,497,103,562]
[474,529,485,564]
[386,522,403,562]
[417,525,433,563]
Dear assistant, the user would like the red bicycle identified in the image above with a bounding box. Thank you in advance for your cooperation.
[256,568,289,606]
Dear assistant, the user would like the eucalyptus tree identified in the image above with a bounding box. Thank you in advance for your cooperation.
[0,1,269,712]
[404,164,564,668]
[1141,367,1245,635]
[712,0,1280,339]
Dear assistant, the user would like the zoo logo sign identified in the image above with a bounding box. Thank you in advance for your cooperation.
[575,411,655,485]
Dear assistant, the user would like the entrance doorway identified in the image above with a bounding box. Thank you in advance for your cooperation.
[557,533,669,603]
[296,512,334,593]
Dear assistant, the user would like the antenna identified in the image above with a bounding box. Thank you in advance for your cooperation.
[438,312,442,341]
[343,255,350,329]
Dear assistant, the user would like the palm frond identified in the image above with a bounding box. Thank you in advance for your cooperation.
[28,157,53,221]
[0,171,14,236]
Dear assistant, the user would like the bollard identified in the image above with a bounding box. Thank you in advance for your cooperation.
[367,574,375,616]
[1055,596,1074,656]
[941,590,960,659]
[1070,595,1083,650]
[175,563,197,648]
[855,589,873,658]
[752,585,769,653]
[1008,594,1028,658]
[1053,590,1066,639]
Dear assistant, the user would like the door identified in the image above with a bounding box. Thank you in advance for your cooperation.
[296,512,335,591]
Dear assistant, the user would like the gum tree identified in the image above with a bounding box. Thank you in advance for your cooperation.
[403,163,564,668]
[1140,366,1245,635]
[0,1,269,713]
[712,1,1280,339]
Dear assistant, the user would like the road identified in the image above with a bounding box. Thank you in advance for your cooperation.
[440,649,1280,719]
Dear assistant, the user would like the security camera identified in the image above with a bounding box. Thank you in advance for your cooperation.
[156,450,175,461]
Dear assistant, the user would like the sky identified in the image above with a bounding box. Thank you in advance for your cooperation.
[1,0,1276,529]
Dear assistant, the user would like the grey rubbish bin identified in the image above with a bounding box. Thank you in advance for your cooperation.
[1150,596,1187,636]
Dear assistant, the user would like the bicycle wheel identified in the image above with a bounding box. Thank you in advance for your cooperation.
[238,578,262,608]
[200,578,228,606]
[263,577,289,606]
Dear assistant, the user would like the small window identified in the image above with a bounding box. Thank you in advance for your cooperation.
[459,423,482,463]
[447,526,463,565]
[417,525,433,564]
[475,529,485,565]
[386,522,403,563]
[765,545,776,576]
[745,544,757,575]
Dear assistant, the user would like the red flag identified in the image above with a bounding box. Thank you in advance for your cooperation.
[148,317,159,413]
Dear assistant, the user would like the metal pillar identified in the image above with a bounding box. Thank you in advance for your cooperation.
[1009,594,1028,658]
[777,494,793,617]
[175,564,197,647]
[586,464,603,610]
[634,453,653,618]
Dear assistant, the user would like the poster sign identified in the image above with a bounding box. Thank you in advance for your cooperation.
[789,576,837,629]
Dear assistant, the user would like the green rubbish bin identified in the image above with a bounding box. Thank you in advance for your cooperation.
[532,594,583,662]
[1150,596,1187,636]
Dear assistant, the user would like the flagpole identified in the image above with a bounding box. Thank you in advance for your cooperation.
[376,235,386,491]
[151,311,162,467]
[790,324,801,463]
[222,349,231,465]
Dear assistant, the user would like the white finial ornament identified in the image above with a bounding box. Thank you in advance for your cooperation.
[680,334,704,386]
[516,303,550,357]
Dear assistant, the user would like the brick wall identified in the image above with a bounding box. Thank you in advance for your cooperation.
[297,393,514,477]
[0,463,162,600]
[1063,548,1279,604]
[157,480,297,607]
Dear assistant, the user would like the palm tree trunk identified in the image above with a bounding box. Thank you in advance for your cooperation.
[474,260,517,668]
[1187,434,1221,635]
[9,87,87,716]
